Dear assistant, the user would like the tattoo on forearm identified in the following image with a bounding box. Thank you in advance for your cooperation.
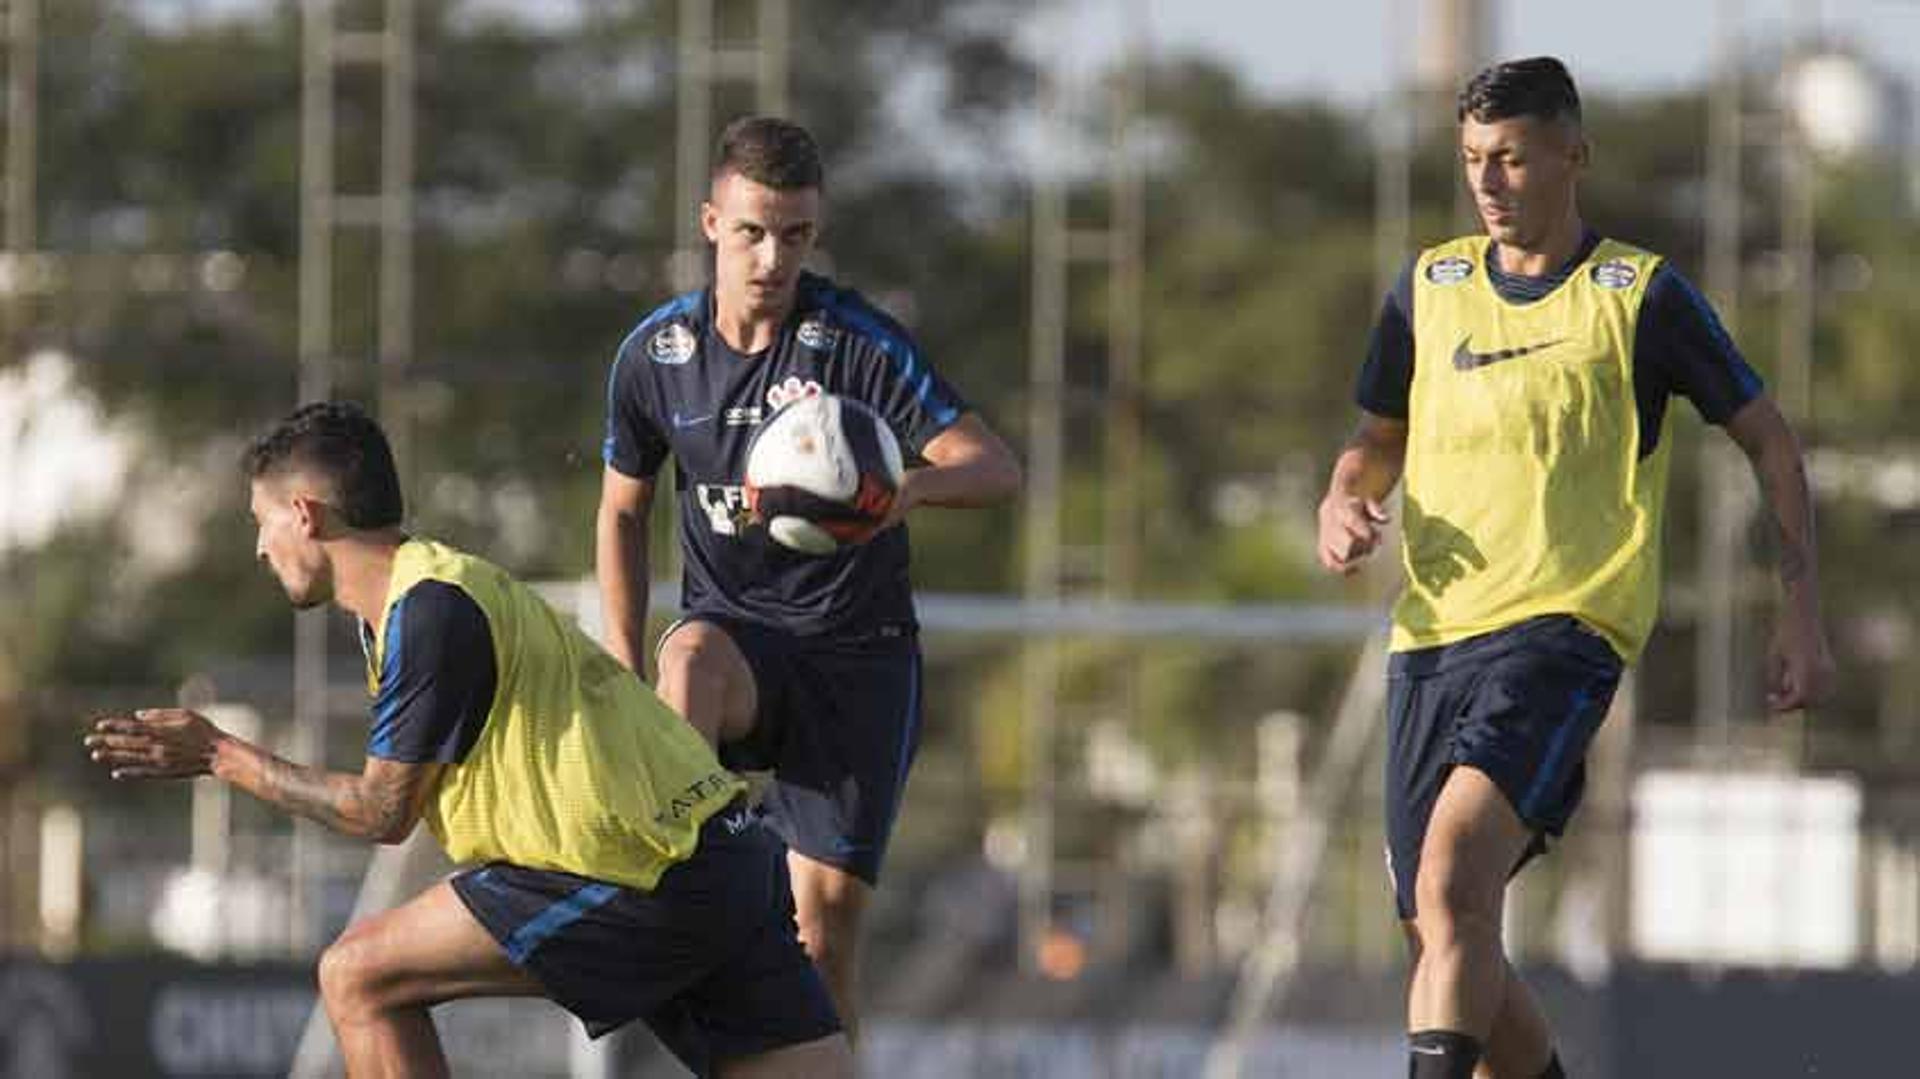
[258,757,408,839]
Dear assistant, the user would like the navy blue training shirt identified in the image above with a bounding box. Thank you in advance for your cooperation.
[603,271,968,637]
[361,579,497,764]
[1356,232,1764,457]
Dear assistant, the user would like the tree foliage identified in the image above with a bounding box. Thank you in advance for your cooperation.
[8,3,1917,800]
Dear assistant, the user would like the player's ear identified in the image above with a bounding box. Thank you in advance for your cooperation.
[291,492,331,539]
[701,201,721,244]
[1567,125,1590,170]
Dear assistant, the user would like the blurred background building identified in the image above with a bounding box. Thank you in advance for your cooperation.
[5,0,1920,1075]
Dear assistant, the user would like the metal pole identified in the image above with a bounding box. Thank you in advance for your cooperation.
[1375,0,1413,302]
[1019,59,1068,972]
[1098,7,1149,969]
[0,12,38,943]
[1103,21,1144,602]
[379,0,417,490]
[756,0,790,116]
[1698,0,1743,752]
[4,0,34,256]
[674,0,788,288]
[1778,101,1815,426]
[1018,0,1148,972]
[293,0,338,958]
[673,0,713,294]
[1419,0,1493,226]
[3,0,37,344]
[299,0,335,404]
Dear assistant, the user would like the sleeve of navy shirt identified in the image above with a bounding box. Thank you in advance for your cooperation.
[839,298,969,454]
[1634,264,1764,431]
[602,328,671,478]
[1354,260,1416,420]
[367,581,497,764]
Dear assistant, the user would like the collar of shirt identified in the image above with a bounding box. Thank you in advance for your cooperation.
[1484,229,1602,304]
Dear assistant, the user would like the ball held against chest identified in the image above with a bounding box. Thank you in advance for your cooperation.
[744,394,905,555]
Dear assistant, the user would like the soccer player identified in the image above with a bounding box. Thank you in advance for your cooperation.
[86,402,852,1079]
[1315,58,1833,1078]
[596,116,1021,1038]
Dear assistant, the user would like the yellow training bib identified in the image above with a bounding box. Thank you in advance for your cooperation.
[1394,235,1668,660]
[366,538,745,890]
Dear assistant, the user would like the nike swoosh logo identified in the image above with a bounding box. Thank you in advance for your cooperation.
[671,411,715,429]
[1411,1045,1446,1056]
[1452,336,1565,371]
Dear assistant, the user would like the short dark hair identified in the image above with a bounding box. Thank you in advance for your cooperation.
[714,116,823,190]
[1458,56,1582,127]
[244,401,403,529]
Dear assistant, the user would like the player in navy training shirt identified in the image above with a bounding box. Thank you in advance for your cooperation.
[596,116,1022,1039]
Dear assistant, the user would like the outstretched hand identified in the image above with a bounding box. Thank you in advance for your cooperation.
[84,709,224,780]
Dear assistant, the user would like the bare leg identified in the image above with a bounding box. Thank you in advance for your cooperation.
[1407,767,1538,1045]
[1404,927,1550,1078]
[655,620,759,747]
[1479,959,1554,1078]
[787,852,873,1044]
[316,881,543,1079]
[720,1033,856,1079]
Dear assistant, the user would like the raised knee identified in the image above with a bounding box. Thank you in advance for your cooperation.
[317,931,382,1021]
[657,624,737,680]
[657,625,751,718]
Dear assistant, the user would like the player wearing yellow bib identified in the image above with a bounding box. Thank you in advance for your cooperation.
[86,402,851,1079]
[1315,59,1833,1079]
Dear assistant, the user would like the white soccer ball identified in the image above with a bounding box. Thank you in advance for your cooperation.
[744,394,905,555]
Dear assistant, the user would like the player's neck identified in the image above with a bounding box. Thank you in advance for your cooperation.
[329,532,406,626]
[713,291,793,355]
[1491,211,1586,277]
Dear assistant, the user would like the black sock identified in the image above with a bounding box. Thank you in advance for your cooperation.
[1408,1029,1482,1079]
[1539,1052,1567,1079]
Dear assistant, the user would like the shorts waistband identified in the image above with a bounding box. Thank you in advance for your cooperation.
[1389,615,1617,678]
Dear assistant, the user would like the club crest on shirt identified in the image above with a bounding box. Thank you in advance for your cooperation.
[1426,256,1474,285]
[648,323,697,365]
[1590,260,1638,290]
[766,376,824,410]
[796,317,839,351]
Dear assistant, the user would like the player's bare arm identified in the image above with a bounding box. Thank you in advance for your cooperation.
[1317,411,1407,575]
[885,412,1022,527]
[596,465,658,675]
[1724,395,1836,711]
[86,708,440,843]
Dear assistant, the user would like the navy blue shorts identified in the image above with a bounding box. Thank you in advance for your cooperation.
[1384,615,1622,920]
[669,612,923,885]
[450,802,839,1075]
